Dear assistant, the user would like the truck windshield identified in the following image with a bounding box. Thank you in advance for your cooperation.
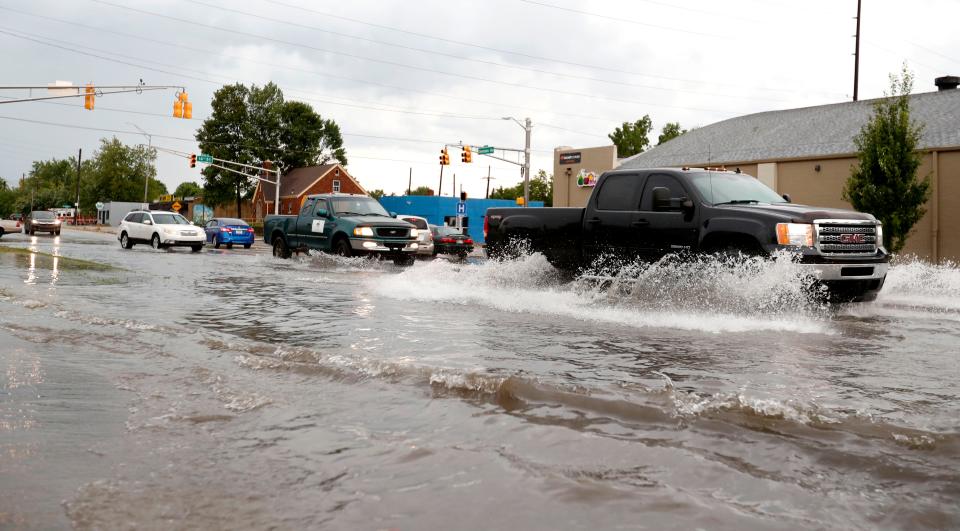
[330,197,390,217]
[688,172,787,205]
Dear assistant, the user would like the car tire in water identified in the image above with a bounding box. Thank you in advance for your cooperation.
[243,244,251,249]
[191,245,202,252]
[214,236,221,249]
[393,254,415,266]
[272,236,291,259]
[151,233,162,250]
[334,238,352,257]
[226,243,233,250]
[120,232,134,249]
[457,251,468,260]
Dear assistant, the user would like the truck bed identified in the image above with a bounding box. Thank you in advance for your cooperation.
[485,207,584,268]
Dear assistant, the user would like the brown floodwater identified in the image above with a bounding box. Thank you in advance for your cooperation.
[1,230,958,530]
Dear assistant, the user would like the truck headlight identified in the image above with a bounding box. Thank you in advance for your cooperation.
[353,226,374,237]
[776,223,814,247]
[876,224,883,246]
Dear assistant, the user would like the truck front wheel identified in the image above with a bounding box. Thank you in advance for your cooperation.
[334,238,352,257]
[272,236,291,259]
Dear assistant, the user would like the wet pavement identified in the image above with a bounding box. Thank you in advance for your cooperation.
[1,228,958,530]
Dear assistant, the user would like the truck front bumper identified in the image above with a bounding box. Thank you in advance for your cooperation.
[798,262,888,281]
[349,238,419,253]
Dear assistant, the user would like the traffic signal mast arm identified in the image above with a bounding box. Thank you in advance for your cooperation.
[0,85,177,105]
[445,143,525,166]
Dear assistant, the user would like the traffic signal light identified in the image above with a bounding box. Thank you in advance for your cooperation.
[173,91,191,119]
[439,147,450,165]
[461,145,472,163]
[460,191,467,201]
[84,84,95,111]
[189,153,197,168]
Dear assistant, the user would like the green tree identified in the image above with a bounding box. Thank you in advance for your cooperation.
[368,189,385,200]
[196,82,347,216]
[842,66,930,253]
[174,181,203,198]
[409,186,434,196]
[0,179,17,217]
[608,115,652,157]
[488,170,553,206]
[657,122,686,145]
[80,138,165,210]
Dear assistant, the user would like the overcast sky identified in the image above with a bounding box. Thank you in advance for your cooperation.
[1,0,957,199]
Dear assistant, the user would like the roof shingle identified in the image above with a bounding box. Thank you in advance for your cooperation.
[619,89,960,170]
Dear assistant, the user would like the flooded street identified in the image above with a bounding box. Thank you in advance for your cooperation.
[2,229,958,530]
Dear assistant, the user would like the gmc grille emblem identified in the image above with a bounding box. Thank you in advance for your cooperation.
[839,233,865,244]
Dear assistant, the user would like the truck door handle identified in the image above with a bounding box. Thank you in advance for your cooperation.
[631,220,649,227]
[585,218,601,224]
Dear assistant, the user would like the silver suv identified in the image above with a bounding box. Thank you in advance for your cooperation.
[118,210,204,251]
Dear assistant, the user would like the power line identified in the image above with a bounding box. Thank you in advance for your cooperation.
[264,0,844,98]
[0,8,636,123]
[516,0,726,38]
[185,0,787,104]
[86,0,740,113]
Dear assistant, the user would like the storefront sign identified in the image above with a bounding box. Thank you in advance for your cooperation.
[559,152,582,165]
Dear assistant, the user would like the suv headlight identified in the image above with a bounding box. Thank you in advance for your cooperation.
[353,226,374,237]
[776,223,814,247]
[409,228,418,238]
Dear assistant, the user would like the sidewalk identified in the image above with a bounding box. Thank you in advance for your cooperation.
[64,224,117,235]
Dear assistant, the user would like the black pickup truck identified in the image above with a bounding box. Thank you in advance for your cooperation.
[484,168,890,301]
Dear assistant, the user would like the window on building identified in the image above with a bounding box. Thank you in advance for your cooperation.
[333,180,341,193]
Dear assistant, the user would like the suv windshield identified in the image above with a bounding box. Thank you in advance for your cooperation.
[689,172,787,205]
[330,197,390,217]
[152,213,191,225]
[32,211,56,220]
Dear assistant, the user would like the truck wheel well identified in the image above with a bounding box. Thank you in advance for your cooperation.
[271,230,285,244]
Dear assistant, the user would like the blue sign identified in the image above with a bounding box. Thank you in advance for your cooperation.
[456,201,465,214]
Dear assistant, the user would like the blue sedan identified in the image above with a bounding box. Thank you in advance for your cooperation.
[203,218,255,249]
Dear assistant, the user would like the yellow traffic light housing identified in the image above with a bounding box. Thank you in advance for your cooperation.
[461,145,472,163]
[173,91,191,118]
[190,153,197,168]
[84,84,95,110]
[439,147,450,165]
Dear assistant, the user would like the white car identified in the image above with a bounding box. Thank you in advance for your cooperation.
[397,215,434,256]
[0,215,22,238]
[118,210,204,252]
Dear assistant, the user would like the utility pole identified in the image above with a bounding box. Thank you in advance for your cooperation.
[523,117,532,207]
[853,0,861,101]
[438,164,444,197]
[128,122,152,208]
[452,173,456,198]
[407,167,412,196]
[75,148,81,225]
[484,165,493,199]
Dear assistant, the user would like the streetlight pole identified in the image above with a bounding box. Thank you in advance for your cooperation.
[502,117,532,207]
[127,122,152,209]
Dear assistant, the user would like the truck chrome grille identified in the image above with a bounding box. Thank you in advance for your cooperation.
[815,220,880,256]
[376,227,408,238]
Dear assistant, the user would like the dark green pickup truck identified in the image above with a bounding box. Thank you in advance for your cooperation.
[264,194,419,265]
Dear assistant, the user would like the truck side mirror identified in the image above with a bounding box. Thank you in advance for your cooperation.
[781,193,792,203]
[389,211,397,218]
[315,208,328,218]
[682,198,694,211]
[652,187,671,211]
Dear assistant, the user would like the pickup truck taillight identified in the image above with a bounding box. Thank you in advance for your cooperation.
[483,215,488,239]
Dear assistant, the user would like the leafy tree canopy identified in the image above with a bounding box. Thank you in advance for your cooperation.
[842,65,930,253]
[657,122,687,145]
[409,186,434,196]
[608,116,652,158]
[196,82,347,215]
[174,181,203,198]
[488,170,553,206]
[368,189,385,200]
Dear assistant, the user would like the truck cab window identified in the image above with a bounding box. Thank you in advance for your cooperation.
[300,199,315,216]
[640,174,687,211]
[595,174,640,211]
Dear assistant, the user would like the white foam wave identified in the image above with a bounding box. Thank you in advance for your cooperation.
[369,253,831,335]
[877,259,960,312]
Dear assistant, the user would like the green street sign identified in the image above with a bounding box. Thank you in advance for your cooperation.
[477,146,494,155]
[197,154,214,163]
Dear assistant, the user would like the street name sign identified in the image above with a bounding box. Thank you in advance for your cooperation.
[477,146,494,155]
[197,154,214,163]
